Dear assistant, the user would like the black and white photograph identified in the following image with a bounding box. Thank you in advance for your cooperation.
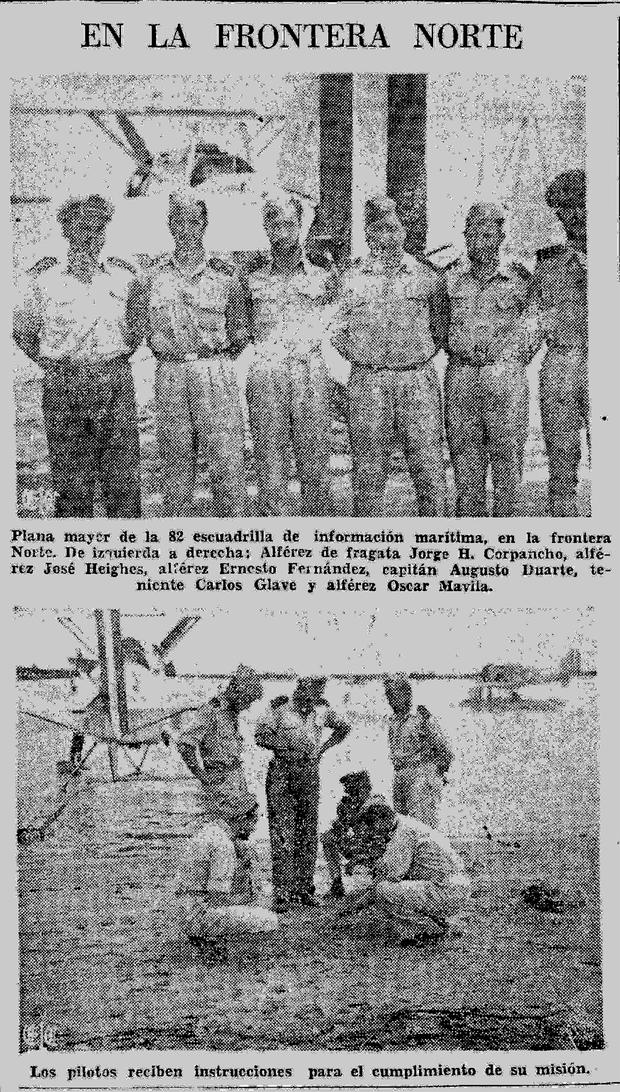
[12,73,589,520]
[18,607,601,1052]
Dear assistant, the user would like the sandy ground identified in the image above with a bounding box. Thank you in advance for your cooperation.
[14,352,591,518]
[18,676,601,1052]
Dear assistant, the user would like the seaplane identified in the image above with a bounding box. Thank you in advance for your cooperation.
[17,609,206,844]
[469,648,583,708]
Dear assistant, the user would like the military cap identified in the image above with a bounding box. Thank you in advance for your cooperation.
[169,189,208,221]
[382,672,413,698]
[262,192,303,223]
[57,194,114,230]
[464,202,505,232]
[294,675,328,700]
[340,770,372,796]
[365,194,398,227]
[223,664,263,708]
[545,169,586,210]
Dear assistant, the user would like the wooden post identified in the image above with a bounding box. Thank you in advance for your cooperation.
[311,74,353,265]
[386,75,427,255]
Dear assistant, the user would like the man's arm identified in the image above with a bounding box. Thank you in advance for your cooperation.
[125,272,150,353]
[318,708,351,758]
[428,271,450,353]
[176,740,207,783]
[13,274,42,362]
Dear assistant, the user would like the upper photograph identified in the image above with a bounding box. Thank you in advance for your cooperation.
[11,74,588,519]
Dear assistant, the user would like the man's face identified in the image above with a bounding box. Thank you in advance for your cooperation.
[554,204,587,252]
[368,810,397,842]
[65,218,107,261]
[263,207,301,254]
[366,213,406,258]
[465,217,504,264]
[169,202,207,248]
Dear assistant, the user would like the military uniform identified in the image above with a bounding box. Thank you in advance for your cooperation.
[331,253,447,517]
[255,684,350,907]
[13,255,143,518]
[445,256,535,517]
[174,666,263,808]
[388,706,453,827]
[232,259,334,516]
[321,770,375,894]
[147,254,246,517]
[531,245,588,516]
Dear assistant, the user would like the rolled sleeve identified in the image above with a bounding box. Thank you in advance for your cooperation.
[13,273,42,360]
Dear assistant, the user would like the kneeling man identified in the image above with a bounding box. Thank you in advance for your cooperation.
[174,791,278,959]
[342,798,470,945]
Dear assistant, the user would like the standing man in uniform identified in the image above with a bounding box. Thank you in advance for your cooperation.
[255,677,351,911]
[13,194,145,517]
[174,665,263,808]
[444,203,538,518]
[146,192,248,517]
[383,674,453,827]
[231,195,336,517]
[531,169,588,517]
[330,194,448,518]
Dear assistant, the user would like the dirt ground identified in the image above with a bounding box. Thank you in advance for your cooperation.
[20,814,602,1053]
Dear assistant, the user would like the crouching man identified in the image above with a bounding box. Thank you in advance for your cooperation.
[321,770,375,898]
[173,791,278,961]
[340,798,470,946]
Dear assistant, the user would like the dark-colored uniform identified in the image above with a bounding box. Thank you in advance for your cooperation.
[331,254,447,517]
[531,245,588,516]
[230,259,335,516]
[255,695,350,905]
[321,771,377,892]
[445,257,535,517]
[13,256,143,518]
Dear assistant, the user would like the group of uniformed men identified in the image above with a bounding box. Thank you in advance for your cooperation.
[172,666,470,960]
[14,168,587,519]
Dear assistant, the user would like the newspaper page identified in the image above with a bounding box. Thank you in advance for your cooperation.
[2,3,619,1092]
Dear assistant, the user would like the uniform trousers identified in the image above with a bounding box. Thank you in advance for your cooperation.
[155,355,245,518]
[42,356,141,518]
[539,347,588,516]
[265,757,320,903]
[347,363,446,517]
[375,874,470,938]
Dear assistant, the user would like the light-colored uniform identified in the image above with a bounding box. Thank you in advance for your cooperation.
[13,258,142,517]
[175,698,249,807]
[530,244,588,516]
[235,259,334,516]
[174,820,277,938]
[388,710,453,826]
[331,254,447,517]
[256,697,348,903]
[445,256,536,517]
[374,815,470,937]
[147,255,246,517]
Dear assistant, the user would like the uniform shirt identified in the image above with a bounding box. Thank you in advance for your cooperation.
[175,698,243,768]
[174,820,238,897]
[330,253,446,371]
[530,245,587,351]
[146,254,238,360]
[380,815,465,884]
[13,259,142,364]
[255,697,347,763]
[388,711,453,776]
[228,257,334,361]
[446,256,534,367]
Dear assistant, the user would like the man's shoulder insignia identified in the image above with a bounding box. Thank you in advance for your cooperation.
[536,244,565,262]
[271,695,289,709]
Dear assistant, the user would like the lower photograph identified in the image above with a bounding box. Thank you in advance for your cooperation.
[16,606,601,1052]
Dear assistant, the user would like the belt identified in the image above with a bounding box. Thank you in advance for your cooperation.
[354,356,433,373]
[40,354,130,372]
[155,350,227,364]
[449,353,498,369]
